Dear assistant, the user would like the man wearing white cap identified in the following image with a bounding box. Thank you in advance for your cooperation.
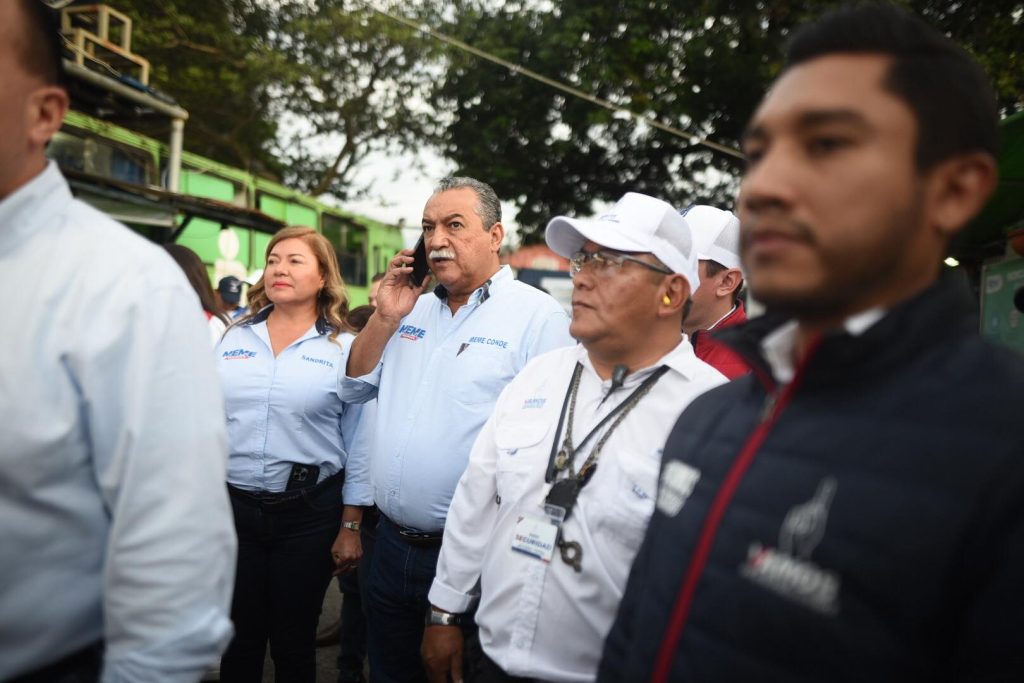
[679,205,750,378]
[420,192,726,683]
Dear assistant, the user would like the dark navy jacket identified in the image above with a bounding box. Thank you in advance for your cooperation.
[598,277,1024,683]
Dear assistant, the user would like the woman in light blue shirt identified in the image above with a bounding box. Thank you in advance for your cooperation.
[216,226,371,682]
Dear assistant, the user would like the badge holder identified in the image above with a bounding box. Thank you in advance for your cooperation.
[510,501,568,564]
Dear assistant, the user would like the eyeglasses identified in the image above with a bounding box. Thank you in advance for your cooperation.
[568,250,674,279]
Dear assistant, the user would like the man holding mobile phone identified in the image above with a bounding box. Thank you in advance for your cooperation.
[341,176,574,683]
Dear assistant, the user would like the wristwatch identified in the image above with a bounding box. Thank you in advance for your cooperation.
[425,605,465,627]
[341,520,361,532]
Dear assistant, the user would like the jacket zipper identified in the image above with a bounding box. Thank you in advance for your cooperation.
[649,336,822,683]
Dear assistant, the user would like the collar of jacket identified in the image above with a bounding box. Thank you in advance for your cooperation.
[715,274,977,392]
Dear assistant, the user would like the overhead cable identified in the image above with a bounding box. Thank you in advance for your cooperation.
[363,3,744,159]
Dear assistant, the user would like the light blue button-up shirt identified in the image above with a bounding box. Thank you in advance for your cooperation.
[0,163,235,682]
[217,308,372,504]
[340,265,574,531]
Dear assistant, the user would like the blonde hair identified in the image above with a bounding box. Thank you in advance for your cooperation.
[239,226,349,342]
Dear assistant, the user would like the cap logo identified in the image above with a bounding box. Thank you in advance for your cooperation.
[597,213,621,223]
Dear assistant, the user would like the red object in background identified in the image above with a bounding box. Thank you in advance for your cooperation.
[504,244,570,271]
[1009,227,1024,257]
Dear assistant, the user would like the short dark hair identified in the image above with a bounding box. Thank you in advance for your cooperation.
[17,0,65,86]
[785,3,997,169]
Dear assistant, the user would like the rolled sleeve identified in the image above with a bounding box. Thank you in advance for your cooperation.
[339,361,383,404]
[340,399,375,506]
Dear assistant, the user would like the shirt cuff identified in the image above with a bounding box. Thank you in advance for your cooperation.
[341,480,374,507]
[338,367,381,404]
[427,578,478,614]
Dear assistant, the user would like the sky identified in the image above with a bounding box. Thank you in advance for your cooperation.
[336,147,529,249]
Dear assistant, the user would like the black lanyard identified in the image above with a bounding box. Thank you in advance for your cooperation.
[544,362,670,484]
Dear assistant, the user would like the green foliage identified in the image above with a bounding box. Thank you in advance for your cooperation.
[92,0,289,176]
[431,0,1023,240]
[269,0,445,200]
[77,0,1022,222]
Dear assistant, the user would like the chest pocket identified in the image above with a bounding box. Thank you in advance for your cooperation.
[589,451,660,553]
[445,343,516,406]
[493,419,552,504]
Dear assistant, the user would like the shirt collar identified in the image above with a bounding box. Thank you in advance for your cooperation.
[0,162,72,250]
[578,336,698,391]
[706,304,739,332]
[760,307,887,384]
[432,264,511,304]
[246,303,332,336]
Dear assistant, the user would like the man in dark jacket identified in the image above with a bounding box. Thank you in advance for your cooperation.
[599,4,1024,682]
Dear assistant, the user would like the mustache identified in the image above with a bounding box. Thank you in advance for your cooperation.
[429,248,455,259]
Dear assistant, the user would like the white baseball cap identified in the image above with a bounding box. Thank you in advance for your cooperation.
[680,204,742,273]
[545,192,700,294]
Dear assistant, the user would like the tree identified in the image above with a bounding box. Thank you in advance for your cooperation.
[429,0,1023,240]
[88,0,291,176]
[270,0,445,201]
[72,0,446,195]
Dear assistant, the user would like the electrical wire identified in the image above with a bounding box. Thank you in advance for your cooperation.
[363,2,744,159]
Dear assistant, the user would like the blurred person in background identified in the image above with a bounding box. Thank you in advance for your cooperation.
[368,272,385,307]
[166,243,231,346]
[679,205,750,378]
[0,1,235,680]
[218,275,249,320]
[216,226,372,682]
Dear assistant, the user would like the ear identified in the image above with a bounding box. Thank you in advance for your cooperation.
[716,269,744,298]
[26,86,69,149]
[489,221,505,253]
[926,152,998,239]
[658,275,691,318]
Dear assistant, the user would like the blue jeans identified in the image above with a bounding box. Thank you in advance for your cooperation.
[336,507,378,683]
[365,516,441,683]
[221,476,344,682]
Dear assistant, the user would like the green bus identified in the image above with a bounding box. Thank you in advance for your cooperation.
[51,108,403,307]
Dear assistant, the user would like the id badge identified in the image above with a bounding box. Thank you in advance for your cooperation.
[510,505,565,563]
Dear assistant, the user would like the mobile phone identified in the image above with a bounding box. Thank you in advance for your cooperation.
[410,234,430,287]
[285,463,320,491]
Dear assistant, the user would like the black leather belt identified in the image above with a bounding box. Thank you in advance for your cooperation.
[381,514,444,547]
[228,470,344,512]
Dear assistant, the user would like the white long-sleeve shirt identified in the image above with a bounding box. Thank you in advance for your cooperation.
[0,163,237,682]
[429,341,726,682]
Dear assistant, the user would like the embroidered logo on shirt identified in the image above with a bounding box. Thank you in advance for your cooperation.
[457,343,470,356]
[521,398,547,410]
[467,335,509,349]
[301,355,334,368]
[399,324,426,341]
[656,460,700,516]
[222,349,257,360]
[739,477,841,615]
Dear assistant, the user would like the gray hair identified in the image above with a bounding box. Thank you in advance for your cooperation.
[433,176,502,230]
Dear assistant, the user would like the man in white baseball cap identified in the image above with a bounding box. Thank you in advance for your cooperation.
[679,204,750,378]
[421,191,725,683]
